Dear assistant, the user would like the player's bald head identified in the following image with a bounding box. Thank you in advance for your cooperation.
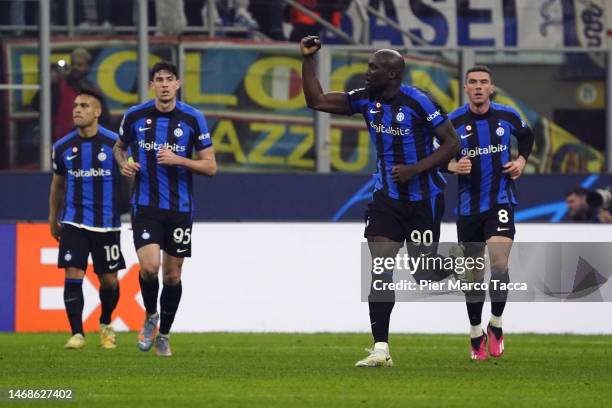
[373,49,405,77]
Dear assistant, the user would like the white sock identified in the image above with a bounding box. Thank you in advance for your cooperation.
[470,324,483,338]
[489,315,503,328]
[374,342,389,353]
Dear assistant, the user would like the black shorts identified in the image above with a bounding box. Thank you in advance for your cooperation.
[58,224,126,274]
[132,206,193,257]
[364,191,444,243]
[457,204,515,243]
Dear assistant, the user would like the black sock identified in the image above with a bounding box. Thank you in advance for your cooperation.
[368,302,395,343]
[489,325,503,339]
[139,273,159,316]
[490,269,510,318]
[64,278,84,335]
[99,283,120,325]
[412,254,455,283]
[159,281,182,335]
[409,243,454,284]
[368,271,395,343]
[465,280,486,326]
[471,334,485,349]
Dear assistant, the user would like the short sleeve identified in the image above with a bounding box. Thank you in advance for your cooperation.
[193,111,212,151]
[434,136,460,161]
[52,146,66,175]
[413,90,446,129]
[346,88,369,115]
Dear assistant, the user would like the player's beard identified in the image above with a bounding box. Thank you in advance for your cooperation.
[74,118,94,129]
[471,91,493,107]
[470,94,490,109]
[366,82,383,98]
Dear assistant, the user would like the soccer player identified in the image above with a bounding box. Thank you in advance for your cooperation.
[446,65,534,360]
[113,61,216,357]
[49,88,125,350]
[300,36,460,367]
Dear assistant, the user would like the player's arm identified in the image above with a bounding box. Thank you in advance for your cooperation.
[301,36,352,115]
[503,114,535,180]
[48,174,66,241]
[391,120,460,183]
[157,146,217,176]
[113,138,140,177]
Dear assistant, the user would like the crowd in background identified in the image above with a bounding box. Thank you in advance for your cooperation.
[1,0,610,224]
[0,0,352,41]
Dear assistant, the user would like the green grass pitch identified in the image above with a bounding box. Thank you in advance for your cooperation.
[1,333,611,407]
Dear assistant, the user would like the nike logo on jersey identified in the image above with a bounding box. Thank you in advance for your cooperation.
[108,263,119,270]
[460,133,472,139]
[497,227,510,231]
[369,109,380,114]
[138,126,151,132]
[67,154,78,160]
[177,248,189,253]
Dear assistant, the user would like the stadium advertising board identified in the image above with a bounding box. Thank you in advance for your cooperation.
[2,222,611,334]
[342,0,607,48]
[1,173,611,223]
[14,224,144,333]
[0,224,16,332]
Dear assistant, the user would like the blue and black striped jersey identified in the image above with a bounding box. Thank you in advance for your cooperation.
[347,84,447,201]
[119,100,212,213]
[52,126,122,229]
[448,102,534,216]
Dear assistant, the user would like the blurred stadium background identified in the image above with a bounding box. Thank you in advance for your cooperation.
[0,0,611,336]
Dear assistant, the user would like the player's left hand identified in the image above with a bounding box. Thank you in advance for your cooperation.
[502,156,526,180]
[391,164,417,183]
[157,147,182,166]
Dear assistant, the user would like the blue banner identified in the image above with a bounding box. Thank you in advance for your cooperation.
[1,173,610,223]
[0,224,16,332]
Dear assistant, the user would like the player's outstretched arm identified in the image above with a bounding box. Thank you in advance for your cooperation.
[48,174,66,241]
[392,120,460,183]
[300,36,352,115]
[113,139,140,177]
[157,146,217,176]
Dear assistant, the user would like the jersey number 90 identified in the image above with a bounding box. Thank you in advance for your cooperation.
[410,229,433,245]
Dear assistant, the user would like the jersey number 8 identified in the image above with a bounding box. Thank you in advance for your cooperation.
[498,209,509,223]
